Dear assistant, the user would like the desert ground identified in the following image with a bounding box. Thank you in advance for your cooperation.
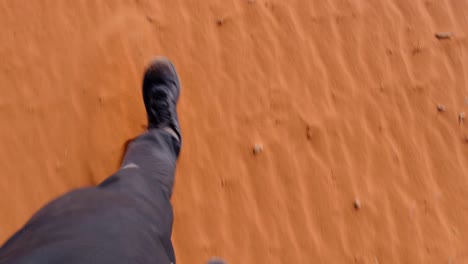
[1,0,468,263]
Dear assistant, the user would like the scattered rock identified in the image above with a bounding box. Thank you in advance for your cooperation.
[412,41,422,55]
[253,143,263,155]
[435,32,453,39]
[306,126,313,140]
[459,112,465,123]
[146,15,154,23]
[436,104,446,112]
[354,199,361,210]
[216,18,224,26]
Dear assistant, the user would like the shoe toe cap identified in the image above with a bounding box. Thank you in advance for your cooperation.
[144,57,179,87]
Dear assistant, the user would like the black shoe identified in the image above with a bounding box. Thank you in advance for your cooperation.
[142,57,181,143]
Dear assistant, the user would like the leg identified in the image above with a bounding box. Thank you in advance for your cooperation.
[0,129,180,264]
[99,128,181,262]
[102,128,180,198]
[0,57,183,264]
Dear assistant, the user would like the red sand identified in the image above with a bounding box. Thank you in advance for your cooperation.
[1,0,468,263]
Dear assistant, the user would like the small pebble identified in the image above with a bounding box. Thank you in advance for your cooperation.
[354,199,361,210]
[216,18,224,26]
[306,126,313,140]
[253,143,263,155]
[459,112,465,123]
[435,32,453,39]
[436,104,446,112]
[146,16,154,23]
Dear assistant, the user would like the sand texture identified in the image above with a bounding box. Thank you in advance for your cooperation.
[1,0,468,263]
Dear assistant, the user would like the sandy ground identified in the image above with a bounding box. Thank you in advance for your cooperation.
[1,0,468,263]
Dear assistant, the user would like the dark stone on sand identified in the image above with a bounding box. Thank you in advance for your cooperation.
[354,199,361,210]
[435,32,453,39]
[437,104,446,112]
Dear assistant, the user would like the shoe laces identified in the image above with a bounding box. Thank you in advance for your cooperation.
[149,85,172,125]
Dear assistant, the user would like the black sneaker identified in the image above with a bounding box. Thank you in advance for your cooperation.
[142,57,181,143]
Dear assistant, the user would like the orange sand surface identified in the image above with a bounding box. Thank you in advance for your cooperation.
[1,0,468,263]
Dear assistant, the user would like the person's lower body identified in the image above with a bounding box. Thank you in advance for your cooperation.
[1,57,183,264]
[0,128,180,264]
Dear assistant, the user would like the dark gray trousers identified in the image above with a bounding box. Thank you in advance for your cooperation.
[0,129,180,264]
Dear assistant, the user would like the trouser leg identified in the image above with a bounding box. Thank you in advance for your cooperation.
[0,129,180,264]
[99,129,180,262]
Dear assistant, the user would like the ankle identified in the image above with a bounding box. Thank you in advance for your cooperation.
[162,127,181,142]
